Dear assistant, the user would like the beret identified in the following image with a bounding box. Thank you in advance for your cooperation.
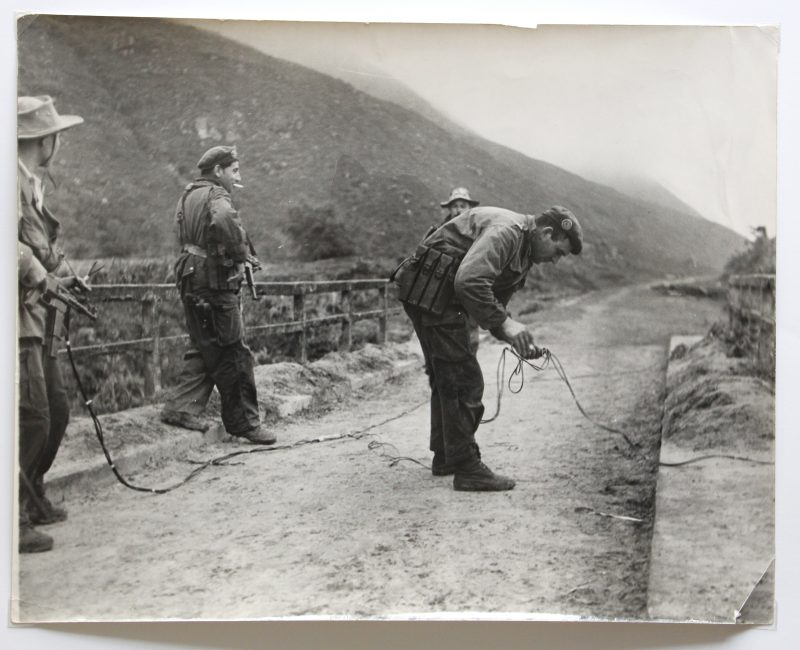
[538,205,584,255]
[197,145,238,171]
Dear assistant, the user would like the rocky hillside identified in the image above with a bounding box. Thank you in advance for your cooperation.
[18,15,744,286]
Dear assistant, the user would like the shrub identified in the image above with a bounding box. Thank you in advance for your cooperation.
[286,204,355,261]
[723,229,775,276]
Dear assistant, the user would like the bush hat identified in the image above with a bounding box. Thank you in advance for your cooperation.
[441,187,479,208]
[18,96,84,139]
[197,145,238,171]
[538,205,584,255]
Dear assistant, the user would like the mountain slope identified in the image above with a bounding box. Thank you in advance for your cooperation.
[581,172,706,220]
[17,15,744,282]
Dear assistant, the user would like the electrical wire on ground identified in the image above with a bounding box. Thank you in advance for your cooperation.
[482,346,773,470]
[482,347,637,449]
[658,454,773,468]
[66,301,772,495]
[65,310,429,494]
[392,345,773,471]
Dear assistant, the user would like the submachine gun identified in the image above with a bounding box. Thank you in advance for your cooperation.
[243,255,261,300]
[230,234,263,300]
[40,275,98,357]
[227,254,262,300]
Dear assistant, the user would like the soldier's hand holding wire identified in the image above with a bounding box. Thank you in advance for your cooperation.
[496,317,543,359]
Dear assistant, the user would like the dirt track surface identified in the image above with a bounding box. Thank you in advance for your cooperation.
[17,285,725,621]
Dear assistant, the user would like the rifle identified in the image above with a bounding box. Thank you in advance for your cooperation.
[40,276,98,357]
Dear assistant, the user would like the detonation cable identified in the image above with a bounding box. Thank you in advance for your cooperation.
[65,312,214,494]
[481,346,637,449]
[66,307,430,494]
[476,346,773,469]
[481,347,547,424]
[658,454,773,467]
[546,350,772,467]
[367,440,431,470]
[65,302,771,491]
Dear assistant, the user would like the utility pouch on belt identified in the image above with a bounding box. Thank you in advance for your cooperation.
[394,245,460,315]
[187,295,215,335]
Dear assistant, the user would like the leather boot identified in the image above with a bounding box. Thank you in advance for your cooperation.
[239,426,277,445]
[19,523,54,553]
[453,459,516,492]
[28,494,68,526]
[161,409,211,432]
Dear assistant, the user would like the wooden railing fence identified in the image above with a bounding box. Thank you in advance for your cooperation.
[61,279,401,397]
[727,274,775,378]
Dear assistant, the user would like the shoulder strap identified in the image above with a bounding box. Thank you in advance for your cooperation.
[177,181,211,246]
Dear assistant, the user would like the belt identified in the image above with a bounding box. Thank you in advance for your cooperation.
[182,244,207,258]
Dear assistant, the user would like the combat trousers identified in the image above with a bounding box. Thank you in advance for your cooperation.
[403,304,484,467]
[17,338,70,519]
[179,289,260,435]
[162,345,215,416]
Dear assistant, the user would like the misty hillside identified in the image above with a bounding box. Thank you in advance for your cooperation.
[582,172,706,220]
[17,15,744,286]
[278,56,722,236]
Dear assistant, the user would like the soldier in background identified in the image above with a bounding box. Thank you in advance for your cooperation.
[17,95,85,553]
[440,186,479,224]
[160,146,274,445]
[439,187,482,349]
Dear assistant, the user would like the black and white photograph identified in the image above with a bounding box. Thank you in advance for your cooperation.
[9,3,787,640]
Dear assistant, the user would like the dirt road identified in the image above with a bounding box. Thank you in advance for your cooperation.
[17,284,725,621]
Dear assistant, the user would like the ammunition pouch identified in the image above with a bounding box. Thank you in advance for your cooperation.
[392,245,461,315]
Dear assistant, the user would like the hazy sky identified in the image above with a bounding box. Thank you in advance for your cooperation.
[185,20,777,238]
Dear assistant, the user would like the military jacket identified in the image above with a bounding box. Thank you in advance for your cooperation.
[422,207,537,331]
[174,179,251,293]
[18,161,65,340]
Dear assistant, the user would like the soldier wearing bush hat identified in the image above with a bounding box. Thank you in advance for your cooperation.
[440,186,479,224]
[18,95,84,139]
[393,204,583,492]
[161,145,273,445]
[17,95,85,553]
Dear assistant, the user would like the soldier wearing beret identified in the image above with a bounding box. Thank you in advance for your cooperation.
[160,146,274,444]
[394,205,583,491]
[17,96,85,553]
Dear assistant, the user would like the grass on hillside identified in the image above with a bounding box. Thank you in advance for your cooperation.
[18,14,744,283]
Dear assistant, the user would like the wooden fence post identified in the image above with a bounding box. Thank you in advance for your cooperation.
[293,289,307,363]
[141,291,161,397]
[378,283,388,344]
[340,285,352,352]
